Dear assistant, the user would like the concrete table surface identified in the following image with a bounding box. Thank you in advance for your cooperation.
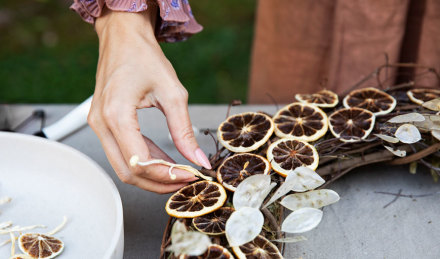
[4,104,440,259]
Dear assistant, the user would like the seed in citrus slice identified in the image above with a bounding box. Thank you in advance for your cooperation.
[178,244,234,259]
[232,235,283,259]
[329,107,375,142]
[273,102,328,141]
[166,181,227,218]
[295,89,339,108]
[267,138,319,177]
[343,87,396,115]
[407,88,440,105]
[18,233,64,259]
[217,112,274,152]
[217,153,270,192]
[192,207,234,235]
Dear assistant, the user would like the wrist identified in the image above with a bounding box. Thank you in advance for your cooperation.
[95,7,158,46]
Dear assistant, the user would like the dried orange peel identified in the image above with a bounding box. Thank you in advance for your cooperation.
[130,155,213,181]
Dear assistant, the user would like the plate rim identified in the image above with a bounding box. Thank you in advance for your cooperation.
[0,132,124,258]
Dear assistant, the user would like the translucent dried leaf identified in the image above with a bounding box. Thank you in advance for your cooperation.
[432,130,440,141]
[422,98,440,111]
[414,115,440,131]
[272,236,307,243]
[387,113,425,123]
[225,207,264,247]
[384,146,407,157]
[374,134,399,143]
[167,221,211,256]
[395,124,422,144]
[233,174,276,210]
[281,208,323,233]
[280,189,340,211]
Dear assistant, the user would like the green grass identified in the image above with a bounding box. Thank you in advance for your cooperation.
[0,0,256,103]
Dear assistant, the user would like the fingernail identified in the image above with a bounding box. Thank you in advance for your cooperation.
[195,148,212,169]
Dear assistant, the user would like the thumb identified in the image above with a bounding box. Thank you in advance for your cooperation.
[161,93,212,169]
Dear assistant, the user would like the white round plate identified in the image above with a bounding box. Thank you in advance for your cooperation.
[0,132,123,258]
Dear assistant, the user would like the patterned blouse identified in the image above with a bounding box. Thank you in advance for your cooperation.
[70,0,202,42]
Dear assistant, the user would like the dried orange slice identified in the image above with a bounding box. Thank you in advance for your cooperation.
[295,89,339,108]
[166,181,227,218]
[343,87,396,115]
[217,112,274,152]
[178,244,234,259]
[18,233,64,259]
[329,107,375,142]
[407,88,440,105]
[273,103,328,142]
[217,153,270,191]
[192,207,234,235]
[267,138,319,177]
[232,235,282,259]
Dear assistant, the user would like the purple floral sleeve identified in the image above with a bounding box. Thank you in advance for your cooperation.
[70,0,203,42]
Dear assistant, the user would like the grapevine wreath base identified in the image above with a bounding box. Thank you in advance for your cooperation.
[155,62,440,259]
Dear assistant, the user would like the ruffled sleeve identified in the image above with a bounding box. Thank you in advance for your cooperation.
[70,0,203,42]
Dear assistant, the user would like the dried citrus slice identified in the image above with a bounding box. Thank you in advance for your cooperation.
[192,207,234,235]
[407,88,440,105]
[295,89,339,108]
[232,235,282,259]
[217,112,274,152]
[217,153,270,191]
[18,233,64,259]
[329,107,375,142]
[267,138,319,177]
[273,102,328,141]
[166,181,227,218]
[178,244,234,259]
[343,87,396,115]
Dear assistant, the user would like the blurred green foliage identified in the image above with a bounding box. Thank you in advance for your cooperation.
[0,0,256,103]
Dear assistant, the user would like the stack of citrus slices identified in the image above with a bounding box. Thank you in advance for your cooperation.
[162,85,440,258]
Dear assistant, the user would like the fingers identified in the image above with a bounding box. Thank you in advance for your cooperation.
[160,89,212,169]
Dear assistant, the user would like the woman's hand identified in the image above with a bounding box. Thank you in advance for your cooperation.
[89,7,211,193]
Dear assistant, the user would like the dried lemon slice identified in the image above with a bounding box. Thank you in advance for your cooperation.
[329,107,375,142]
[166,181,227,218]
[217,112,274,152]
[178,244,234,259]
[217,153,270,191]
[18,233,64,259]
[192,207,234,235]
[267,138,319,177]
[295,89,339,108]
[273,102,328,142]
[407,88,440,105]
[232,235,282,259]
[343,87,396,115]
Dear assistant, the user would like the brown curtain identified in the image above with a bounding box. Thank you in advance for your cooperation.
[248,0,440,104]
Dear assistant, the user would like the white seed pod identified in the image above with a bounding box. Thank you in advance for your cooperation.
[394,124,422,144]
[226,207,264,247]
[281,207,323,233]
[387,113,425,123]
[422,98,440,111]
[374,134,399,143]
[264,167,325,207]
[432,130,440,141]
[233,174,276,210]
[289,167,325,193]
[414,115,440,131]
[384,146,407,157]
[280,189,340,211]
[167,221,211,256]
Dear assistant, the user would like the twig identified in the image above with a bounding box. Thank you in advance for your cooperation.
[261,207,282,251]
[389,142,440,165]
[375,190,440,198]
[381,189,402,209]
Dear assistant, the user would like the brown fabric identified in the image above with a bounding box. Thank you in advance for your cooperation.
[248,0,440,104]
